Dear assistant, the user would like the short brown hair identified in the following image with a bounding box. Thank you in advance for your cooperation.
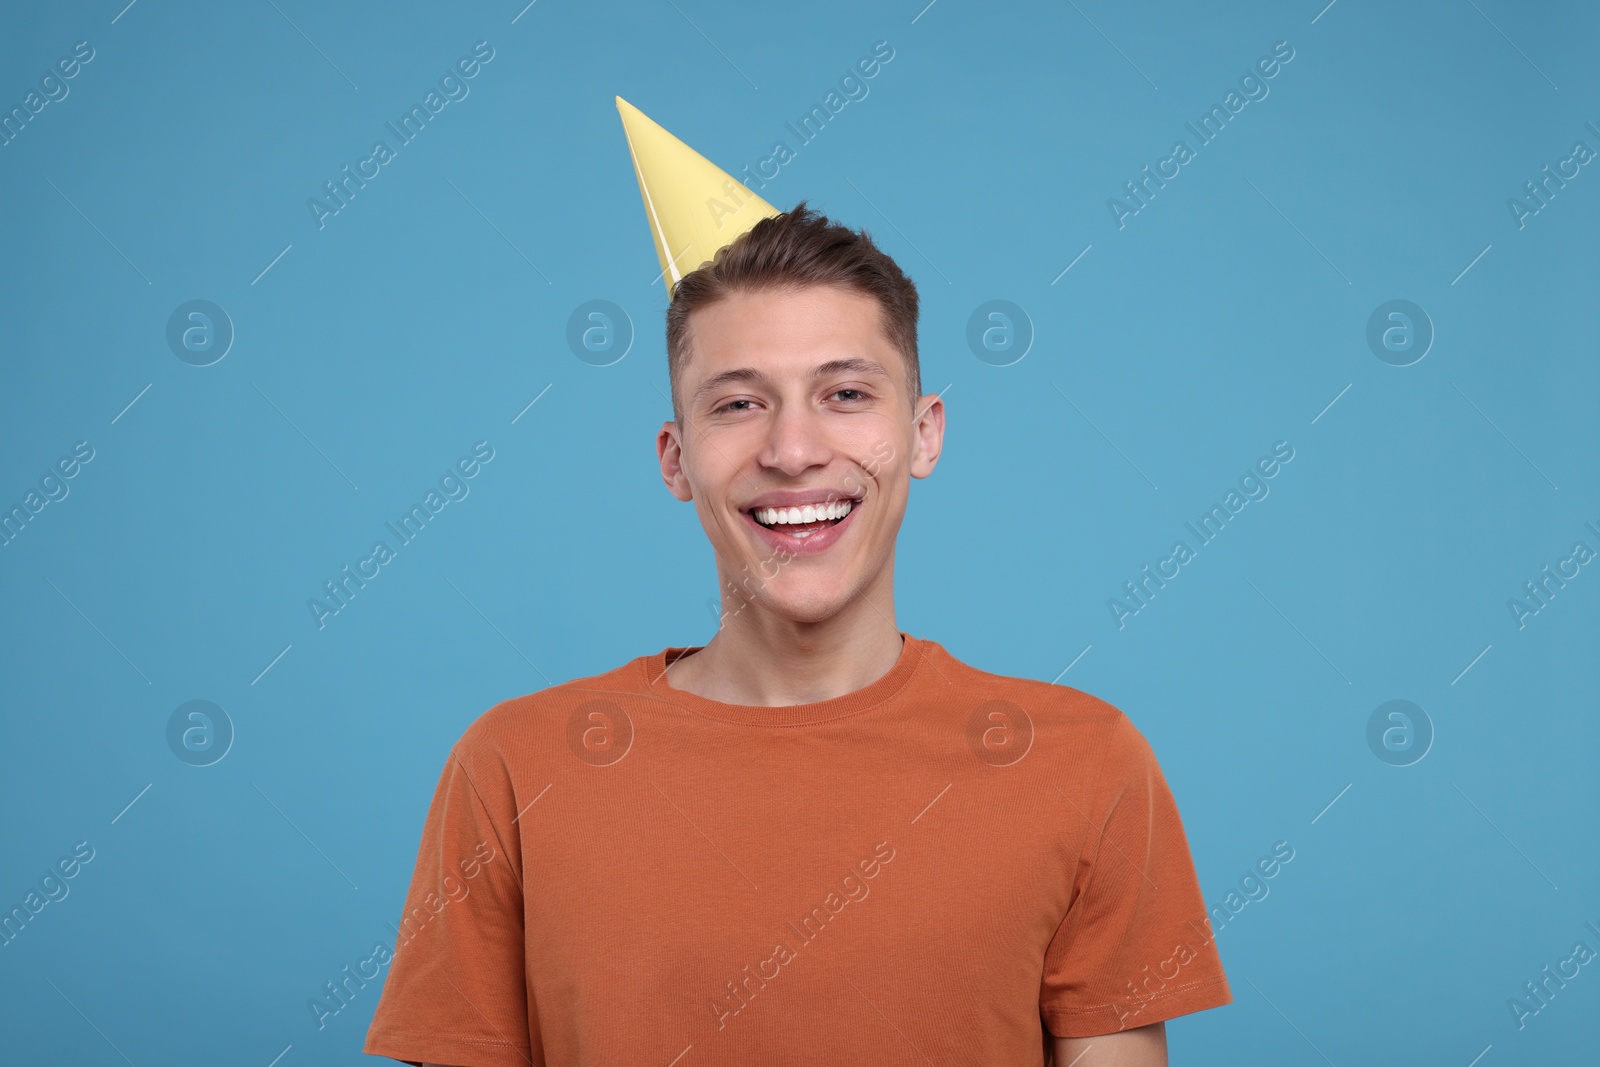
[665,200,921,422]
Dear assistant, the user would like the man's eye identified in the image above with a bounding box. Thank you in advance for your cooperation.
[833,389,868,402]
[716,399,754,413]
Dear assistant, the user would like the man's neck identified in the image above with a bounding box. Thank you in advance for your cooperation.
[663,600,904,707]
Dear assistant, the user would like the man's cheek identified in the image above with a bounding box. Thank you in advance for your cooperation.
[866,441,896,476]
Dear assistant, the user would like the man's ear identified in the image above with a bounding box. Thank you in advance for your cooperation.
[909,392,945,479]
[657,420,694,502]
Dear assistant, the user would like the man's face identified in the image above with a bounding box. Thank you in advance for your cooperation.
[657,284,944,626]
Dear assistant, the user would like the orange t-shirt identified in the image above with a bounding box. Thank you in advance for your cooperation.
[364,631,1230,1066]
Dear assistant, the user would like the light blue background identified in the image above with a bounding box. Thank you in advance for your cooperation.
[3,1,1596,1064]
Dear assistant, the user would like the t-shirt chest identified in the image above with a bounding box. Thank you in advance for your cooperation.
[509,709,1092,1059]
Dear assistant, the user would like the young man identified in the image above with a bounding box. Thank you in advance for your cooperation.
[363,100,1230,1067]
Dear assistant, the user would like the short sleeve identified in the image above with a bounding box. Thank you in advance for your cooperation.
[364,740,537,1066]
[1039,713,1231,1037]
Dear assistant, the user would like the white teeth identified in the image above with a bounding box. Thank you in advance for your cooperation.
[753,499,854,527]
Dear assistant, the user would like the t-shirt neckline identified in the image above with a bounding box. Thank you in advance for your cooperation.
[640,631,923,726]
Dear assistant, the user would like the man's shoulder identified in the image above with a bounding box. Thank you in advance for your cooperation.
[922,637,1162,776]
[451,651,654,758]
[923,636,1130,726]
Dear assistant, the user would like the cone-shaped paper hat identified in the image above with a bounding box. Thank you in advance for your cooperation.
[615,96,780,295]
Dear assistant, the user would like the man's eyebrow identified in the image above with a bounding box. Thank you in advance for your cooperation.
[691,358,892,405]
[813,357,892,382]
[693,366,768,404]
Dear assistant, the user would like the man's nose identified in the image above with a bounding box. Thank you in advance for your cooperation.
[758,402,831,475]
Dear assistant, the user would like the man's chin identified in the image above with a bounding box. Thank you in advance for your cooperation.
[723,578,865,627]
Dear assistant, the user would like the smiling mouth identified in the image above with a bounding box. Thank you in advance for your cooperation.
[747,498,857,539]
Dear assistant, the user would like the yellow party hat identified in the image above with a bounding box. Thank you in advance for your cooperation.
[615,96,780,295]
